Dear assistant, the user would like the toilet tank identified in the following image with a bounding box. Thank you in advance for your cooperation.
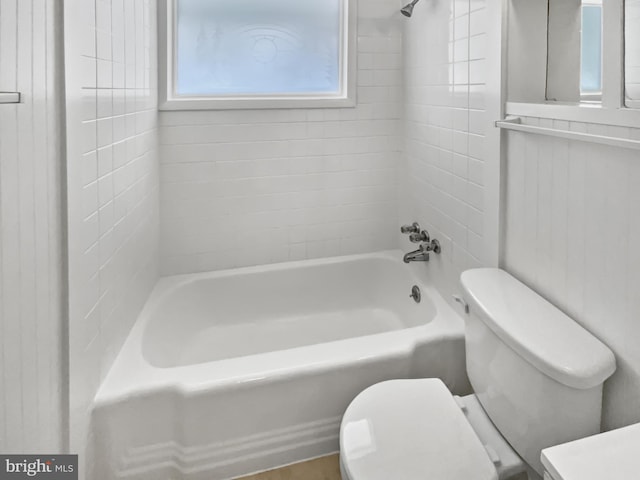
[460,269,616,475]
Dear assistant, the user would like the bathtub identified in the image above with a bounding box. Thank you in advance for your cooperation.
[92,250,468,480]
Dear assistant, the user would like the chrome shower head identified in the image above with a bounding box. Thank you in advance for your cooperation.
[401,0,420,17]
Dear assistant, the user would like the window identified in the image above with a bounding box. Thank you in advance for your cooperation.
[507,0,640,126]
[159,0,357,110]
[545,0,603,103]
[580,0,603,99]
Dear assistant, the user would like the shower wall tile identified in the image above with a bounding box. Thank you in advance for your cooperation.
[63,0,159,472]
[503,117,640,432]
[0,0,65,453]
[400,0,488,300]
[158,0,403,275]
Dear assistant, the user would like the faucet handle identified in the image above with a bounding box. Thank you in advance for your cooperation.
[409,230,430,243]
[401,222,420,234]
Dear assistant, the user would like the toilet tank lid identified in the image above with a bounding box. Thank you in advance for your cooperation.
[460,269,616,390]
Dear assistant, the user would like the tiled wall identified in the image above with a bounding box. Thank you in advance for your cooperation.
[159,0,403,275]
[0,0,65,453]
[503,118,640,431]
[63,0,159,470]
[401,0,489,298]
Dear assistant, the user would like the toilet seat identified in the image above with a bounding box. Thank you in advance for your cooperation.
[340,378,498,480]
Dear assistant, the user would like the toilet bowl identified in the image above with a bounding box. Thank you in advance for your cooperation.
[339,269,617,480]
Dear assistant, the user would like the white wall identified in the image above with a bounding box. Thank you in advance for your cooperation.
[159,0,403,275]
[503,118,640,431]
[0,0,66,453]
[626,0,640,101]
[546,0,581,102]
[63,0,159,469]
[401,0,492,300]
[506,0,549,103]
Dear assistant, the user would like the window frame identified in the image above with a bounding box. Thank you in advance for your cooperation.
[507,0,640,126]
[158,0,357,111]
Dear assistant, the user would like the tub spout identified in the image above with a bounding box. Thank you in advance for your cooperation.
[403,239,441,263]
[403,245,430,263]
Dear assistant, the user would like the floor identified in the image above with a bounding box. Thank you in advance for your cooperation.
[234,454,342,480]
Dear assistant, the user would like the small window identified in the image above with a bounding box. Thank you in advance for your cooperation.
[546,0,604,103]
[159,0,356,110]
[580,0,603,99]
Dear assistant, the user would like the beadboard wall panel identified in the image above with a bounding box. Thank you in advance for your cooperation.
[503,118,640,431]
[0,0,65,453]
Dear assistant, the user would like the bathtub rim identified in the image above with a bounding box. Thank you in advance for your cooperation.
[95,250,465,406]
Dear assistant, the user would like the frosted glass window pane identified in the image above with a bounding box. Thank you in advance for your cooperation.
[580,5,602,94]
[175,0,342,96]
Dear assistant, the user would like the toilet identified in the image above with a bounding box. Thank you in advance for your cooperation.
[339,268,616,480]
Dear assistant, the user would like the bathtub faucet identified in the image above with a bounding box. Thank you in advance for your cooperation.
[401,222,441,263]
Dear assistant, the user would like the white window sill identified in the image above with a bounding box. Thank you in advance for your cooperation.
[159,95,357,111]
[505,101,640,129]
[627,99,640,110]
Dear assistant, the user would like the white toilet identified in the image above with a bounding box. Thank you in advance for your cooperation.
[339,268,616,480]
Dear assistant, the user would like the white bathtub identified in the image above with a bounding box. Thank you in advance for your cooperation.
[92,251,468,480]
